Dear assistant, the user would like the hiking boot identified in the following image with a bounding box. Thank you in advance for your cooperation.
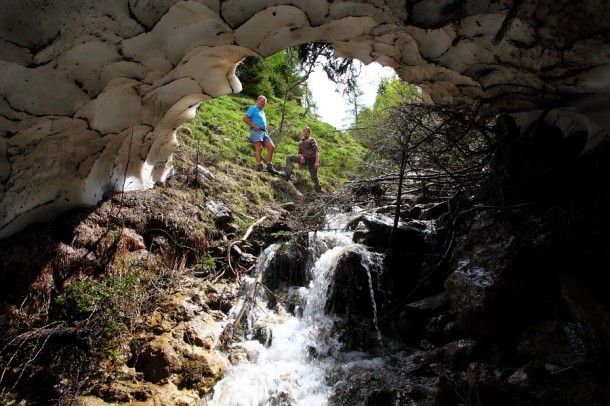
[314,184,322,193]
[266,163,279,175]
[256,163,264,172]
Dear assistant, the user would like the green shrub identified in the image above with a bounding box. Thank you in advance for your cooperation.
[54,273,143,368]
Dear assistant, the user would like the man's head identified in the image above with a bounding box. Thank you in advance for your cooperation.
[303,126,311,138]
[256,95,267,109]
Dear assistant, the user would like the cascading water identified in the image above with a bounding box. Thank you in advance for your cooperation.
[362,255,384,347]
[205,213,380,405]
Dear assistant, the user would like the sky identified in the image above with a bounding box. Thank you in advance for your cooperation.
[307,61,397,130]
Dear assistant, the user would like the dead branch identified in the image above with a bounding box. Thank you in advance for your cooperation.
[6,326,92,353]
[241,215,268,241]
[221,215,270,282]
[224,215,277,332]
[231,267,265,331]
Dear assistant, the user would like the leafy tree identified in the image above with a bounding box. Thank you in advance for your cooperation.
[345,86,364,128]
[354,77,421,155]
[236,49,311,134]
[237,55,276,98]
[237,50,308,102]
[273,43,363,134]
[297,42,359,97]
[236,43,365,135]
[276,47,308,133]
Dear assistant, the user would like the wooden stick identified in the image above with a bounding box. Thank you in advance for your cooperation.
[232,268,265,330]
[228,215,270,329]
[241,215,268,241]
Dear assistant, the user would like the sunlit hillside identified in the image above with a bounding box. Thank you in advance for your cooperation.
[182,94,368,191]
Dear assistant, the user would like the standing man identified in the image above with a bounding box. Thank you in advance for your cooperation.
[283,126,321,192]
[243,95,279,174]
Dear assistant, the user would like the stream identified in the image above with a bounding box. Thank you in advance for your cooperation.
[205,212,387,405]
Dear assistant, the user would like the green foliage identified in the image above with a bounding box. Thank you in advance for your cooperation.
[55,274,140,319]
[375,77,421,111]
[348,78,422,177]
[237,50,306,100]
[54,274,143,366]
[297,42,359,96]
[352,77,496,198]
[193,48,367,191]
[199,256,217,276]
[354,77,422,151]
[186,94,253,164]
[237,56,276,98]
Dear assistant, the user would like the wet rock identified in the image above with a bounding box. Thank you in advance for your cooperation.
[269,391,298,405]
[444,259,501,336]
[145,312,173,335]
[421,192,471,221]
[325,248,386,318]
[516,320,601,367]
[346,212,435,305]
[328,357,404,406]
[433,373,467,405]
[347,213,428,250]
[284,286,308,317]
[158,294,199,323]
[183,321,215,349]
[178,352,227,394]
[557,273,610,348]
[251,323,273,347]
[228,343,261,364]
[262,238,309,292]
[445,212,528,336]
[442,339,479,369]
[365,389,395,405]
[397,292,450,341]
[88,382,153,403]
[423,314,460,344]
[466,362,510,405]
[420,201,450,220]
[77,381,203,406]
[135,335,182,383]
[373,204,399,216]
[204,283,237,315]
[506,368,530,388]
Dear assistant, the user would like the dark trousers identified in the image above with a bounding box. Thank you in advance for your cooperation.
[285,155,320,190]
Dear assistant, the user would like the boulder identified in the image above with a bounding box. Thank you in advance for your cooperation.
[134,335,182,383]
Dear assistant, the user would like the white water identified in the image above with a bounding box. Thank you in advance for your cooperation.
[207,215,371,406]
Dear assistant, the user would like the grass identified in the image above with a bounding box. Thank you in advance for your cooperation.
[182,93,368,191]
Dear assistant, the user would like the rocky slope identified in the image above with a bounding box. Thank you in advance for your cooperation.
[0,155,308,404]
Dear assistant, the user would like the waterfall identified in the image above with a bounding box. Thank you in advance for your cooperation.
[206,215,374,406]
[362,256,384,347]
